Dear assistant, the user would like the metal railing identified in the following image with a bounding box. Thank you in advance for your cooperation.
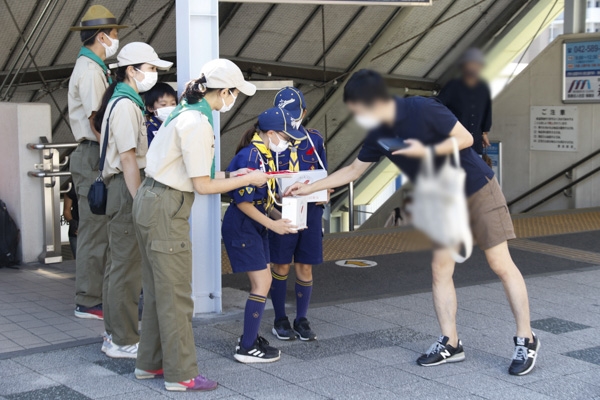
[27,137,78,264]
[507,148,600,213]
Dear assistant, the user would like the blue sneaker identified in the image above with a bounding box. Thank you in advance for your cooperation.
[272,317,296,341]
[74,304,103,320]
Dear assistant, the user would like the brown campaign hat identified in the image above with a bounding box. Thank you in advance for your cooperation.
[70,5,128,31]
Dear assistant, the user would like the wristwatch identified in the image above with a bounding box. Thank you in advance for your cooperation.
[225,171,231,179]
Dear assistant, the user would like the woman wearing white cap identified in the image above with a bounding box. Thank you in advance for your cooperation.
[132,59,268,391]
[94,42,172,359]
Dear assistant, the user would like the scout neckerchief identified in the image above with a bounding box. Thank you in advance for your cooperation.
[163,98,216,178]
[78,47,112,84]
[288,141,300,172]
[110,82,144,110]
[251,132,277,211]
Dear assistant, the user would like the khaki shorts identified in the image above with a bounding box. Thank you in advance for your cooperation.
[468,177,516,250]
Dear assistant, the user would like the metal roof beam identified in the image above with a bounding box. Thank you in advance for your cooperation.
[431,0,534,83]
[219,2,242,33]
[2,0,45,71]
[49,0,93,66]
[147,1,176,45]
[387,0,455,74]
[276,5,322,62]
[234,4,278,58]
[314,6,366,67]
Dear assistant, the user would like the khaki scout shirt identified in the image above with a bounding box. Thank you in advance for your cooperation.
[145,110,214,192]
[68,56,108,142]
[100,98,148,179]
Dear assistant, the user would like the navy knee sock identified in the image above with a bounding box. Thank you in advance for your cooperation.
[270,271,288,321]
[295,279,313,320]
[241,294,266,349]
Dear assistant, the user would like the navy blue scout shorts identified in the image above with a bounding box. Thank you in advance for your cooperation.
[222,204,270,273]
[269,203,323,265]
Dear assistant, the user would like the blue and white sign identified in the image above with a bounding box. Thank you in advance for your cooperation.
[563,40,600,102]
[485,141,502,186]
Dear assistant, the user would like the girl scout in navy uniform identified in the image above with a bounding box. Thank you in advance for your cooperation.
[222,107,305,363]
[133,59,267,391]
[269,87,327,341]
[95,42,172,359]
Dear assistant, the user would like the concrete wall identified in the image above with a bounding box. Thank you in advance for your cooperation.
[492,33,600,213]
[0,103,51,263]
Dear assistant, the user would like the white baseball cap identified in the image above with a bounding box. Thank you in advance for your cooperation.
[200,59,256,96]
[110,42,173,70]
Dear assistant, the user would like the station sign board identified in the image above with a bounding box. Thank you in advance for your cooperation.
[222,1,431,5]
[563,40,600,103]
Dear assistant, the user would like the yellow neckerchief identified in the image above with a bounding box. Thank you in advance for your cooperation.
[251,132,276,211]
[288,140,300,172]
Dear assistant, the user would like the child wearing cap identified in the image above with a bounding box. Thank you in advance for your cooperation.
[94,42,172,359]
[222,107,304,363]
[133,59,268,390]
[269,87,328,342]
[143,82,177,146]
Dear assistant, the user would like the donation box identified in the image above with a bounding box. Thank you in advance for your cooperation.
[282,196,308,230]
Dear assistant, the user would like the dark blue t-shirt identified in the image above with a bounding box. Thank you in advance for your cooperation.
[357,96,494,196]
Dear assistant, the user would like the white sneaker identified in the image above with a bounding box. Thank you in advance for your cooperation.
[101,332,113,354]
[106,342,138,359]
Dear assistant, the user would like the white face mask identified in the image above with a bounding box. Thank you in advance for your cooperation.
[291,117,303,129]
[134,69,158,93]
[355,113,381,130]
[154,106,176,122]
[218,91,237,113]
[99,35,119,58]
[269,136,289,154]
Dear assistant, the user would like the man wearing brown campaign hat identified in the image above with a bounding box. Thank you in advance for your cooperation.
[68,5,126,324]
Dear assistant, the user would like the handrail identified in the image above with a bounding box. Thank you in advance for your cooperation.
[28,171,72,178]
[27,142,78,150]
[522,165,600,212]
[507,148,600,208]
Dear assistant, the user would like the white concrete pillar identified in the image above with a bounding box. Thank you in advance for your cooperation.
[176,0,222,314]
[0,102,50,263]
[564,0,587,34]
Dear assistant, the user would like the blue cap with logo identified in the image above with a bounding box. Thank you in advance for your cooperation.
[258,107,306,140]
[273,87,306,120]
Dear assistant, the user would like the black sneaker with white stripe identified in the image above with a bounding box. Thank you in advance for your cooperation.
[234,336,281,364]
[417,335,465,367]
[509,332,540,376]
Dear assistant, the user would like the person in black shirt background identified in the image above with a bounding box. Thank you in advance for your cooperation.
[437,48,492,155]
[63,185,79,259]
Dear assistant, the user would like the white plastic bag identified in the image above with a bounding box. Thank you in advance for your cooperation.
[410,138,472,263]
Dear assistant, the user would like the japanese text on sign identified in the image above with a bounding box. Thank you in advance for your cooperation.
[530,106,578,152]
[563,40,600,102]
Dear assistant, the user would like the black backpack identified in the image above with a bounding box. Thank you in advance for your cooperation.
[0,199,20,268]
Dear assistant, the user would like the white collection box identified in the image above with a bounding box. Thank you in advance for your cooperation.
[281,196,308,230]
[277,169,328,203]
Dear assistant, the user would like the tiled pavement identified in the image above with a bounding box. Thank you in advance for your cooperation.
[1,263,600,399]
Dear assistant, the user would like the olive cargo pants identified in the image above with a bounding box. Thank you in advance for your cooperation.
[133,178,198,383]
[104,172,144,346]
[70,141,110,308]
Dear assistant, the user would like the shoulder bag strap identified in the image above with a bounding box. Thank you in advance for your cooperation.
[98,96,127,176]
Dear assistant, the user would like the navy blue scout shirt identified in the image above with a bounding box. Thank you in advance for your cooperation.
[275,128,328,172]
[226,145,270,212]
[437,79,492,155]
[357,96,494,197]
[146,115,161,146]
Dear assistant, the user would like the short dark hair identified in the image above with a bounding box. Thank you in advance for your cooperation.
[80,28,112,46]
[343,69,391,105]
[144,82,177,110]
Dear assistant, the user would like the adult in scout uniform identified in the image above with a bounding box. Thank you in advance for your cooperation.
[268,87,327,342]
[222,107,305,364]
[68,5,126,321]
[133,59,267,391]
[95,42,172,359]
